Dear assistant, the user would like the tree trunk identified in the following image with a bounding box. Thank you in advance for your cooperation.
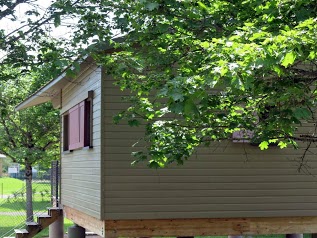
[25,161,33,222]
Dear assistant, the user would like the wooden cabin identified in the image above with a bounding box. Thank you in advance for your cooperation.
[16,54,317,237]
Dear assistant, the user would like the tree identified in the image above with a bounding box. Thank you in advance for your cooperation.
[0,0,317,169]
[0,73,60,221]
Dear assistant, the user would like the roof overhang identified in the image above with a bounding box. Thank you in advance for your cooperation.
[15,55,92,111]
[15,37,124,111]
[15,72,68,111]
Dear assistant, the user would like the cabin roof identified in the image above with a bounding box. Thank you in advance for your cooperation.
[15,55,91,111]
[15,75,66,111]
[15,38,123,111]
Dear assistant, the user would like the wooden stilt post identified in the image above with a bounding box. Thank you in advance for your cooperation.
[68,224,85,238]
[286,234,303,238]
[49,212,64,238]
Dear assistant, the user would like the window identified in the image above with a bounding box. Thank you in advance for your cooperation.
[232,106,278,146]
[232,129,254,143]
[63,91,93,151]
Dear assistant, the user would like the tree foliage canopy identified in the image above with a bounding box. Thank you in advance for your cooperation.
[0,72,59,167]
[1,0,317,168]
[0,67,60,220]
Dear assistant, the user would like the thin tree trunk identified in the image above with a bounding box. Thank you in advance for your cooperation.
[25,161,33,222]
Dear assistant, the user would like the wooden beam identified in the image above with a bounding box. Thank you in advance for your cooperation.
[51,90,62,109]
[63,207,317,238]
[105,217,317,238]
[63,206,105,237]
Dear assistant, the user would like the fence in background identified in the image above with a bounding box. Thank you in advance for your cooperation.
[51,160,60,207]
[0,161,60,238]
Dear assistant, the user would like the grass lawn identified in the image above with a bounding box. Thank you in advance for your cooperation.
[0,215,27,237]
[0,177,51,196]
[0,198,51,212]
[0,181,51,212]
[0,177,25,195]
[0,177,56,237]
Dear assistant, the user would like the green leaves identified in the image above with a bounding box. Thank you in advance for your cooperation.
[259,141,269,150]
[281,52,296,67]
[128,119,140,127]
[293,108,311,120]
[197,1,208,11]
[1,0,317,168]
[145,2,159,11]
[54,14,61,27]
[278,141,288,149]
[0,72,60,167]
[184,99,199,118]
[170,90,184,101]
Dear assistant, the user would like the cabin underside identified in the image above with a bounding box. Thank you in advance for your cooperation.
[64,206,317,237]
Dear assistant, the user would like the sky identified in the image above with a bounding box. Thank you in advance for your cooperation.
[0,0,77,59]
[0,0,119,60]
[2,0,53,34]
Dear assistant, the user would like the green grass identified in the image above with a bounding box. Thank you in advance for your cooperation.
[0,177,51,196]
[0,177,25,195]
[0,215,27,237]
[0,214,25,227]
[0,179,51,212]
[0,198,51,212]
[0,177,53,236]
[0,177,63,237]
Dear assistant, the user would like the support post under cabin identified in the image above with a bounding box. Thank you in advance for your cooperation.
[286,234,303,238]
[68,224,86,238]
[49,212,64,238]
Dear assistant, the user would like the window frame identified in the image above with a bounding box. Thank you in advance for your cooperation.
[232,106,278,146]
[62,90,93,152]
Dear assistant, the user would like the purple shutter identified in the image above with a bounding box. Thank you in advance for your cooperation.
[69,104,81,150]
[78,101,85,148]
[68,101,87,150]
[68,102,86,150]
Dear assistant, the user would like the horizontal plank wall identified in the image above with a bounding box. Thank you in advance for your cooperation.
[102,74,317,220]
[61,61,102,219]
